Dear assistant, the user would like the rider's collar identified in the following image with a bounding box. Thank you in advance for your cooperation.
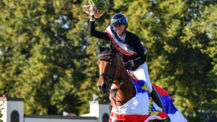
[118,33,126,41]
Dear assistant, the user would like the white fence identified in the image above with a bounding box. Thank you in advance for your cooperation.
[24,115,97,122]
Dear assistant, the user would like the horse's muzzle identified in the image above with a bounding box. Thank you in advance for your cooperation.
[98,82,108,94]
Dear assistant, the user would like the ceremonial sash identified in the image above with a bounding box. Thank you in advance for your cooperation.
[105,26,138,56]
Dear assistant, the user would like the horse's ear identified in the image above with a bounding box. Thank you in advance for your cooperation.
[98,45,106,54]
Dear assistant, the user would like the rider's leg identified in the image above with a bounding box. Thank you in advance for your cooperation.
[150,86,165,112]
[130,62,165,112]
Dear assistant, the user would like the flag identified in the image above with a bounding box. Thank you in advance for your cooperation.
[109,76,187,122]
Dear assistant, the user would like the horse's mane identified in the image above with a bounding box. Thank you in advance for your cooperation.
[99,47,116,61]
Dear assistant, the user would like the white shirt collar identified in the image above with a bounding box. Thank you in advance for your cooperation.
[118,33,126,41]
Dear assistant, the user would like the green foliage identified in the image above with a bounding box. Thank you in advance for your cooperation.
[0,110,2,122]
[0,0,91,115]
[0,0,216,121]
[124,0,217,121]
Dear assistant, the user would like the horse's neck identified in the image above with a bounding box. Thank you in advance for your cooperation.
[114,63,136,106]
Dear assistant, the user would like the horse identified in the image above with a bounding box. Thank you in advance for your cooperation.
[97,47,170,122]
[97,47,187,122]
[97,47,136,107]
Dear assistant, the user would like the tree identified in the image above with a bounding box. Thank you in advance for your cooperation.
[0,0,216,121]
[0,0,91,114]
[122,0,216,121]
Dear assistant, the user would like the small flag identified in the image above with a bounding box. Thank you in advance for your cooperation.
[93,94,98,101]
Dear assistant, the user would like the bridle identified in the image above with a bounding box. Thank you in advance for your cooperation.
[99,54,118,84]
[99,54,125,104]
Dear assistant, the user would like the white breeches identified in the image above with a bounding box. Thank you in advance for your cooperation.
[130,62,153,93]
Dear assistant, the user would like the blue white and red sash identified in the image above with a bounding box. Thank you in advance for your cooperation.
[105,26,138,56]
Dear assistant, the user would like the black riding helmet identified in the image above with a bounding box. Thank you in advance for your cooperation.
[111,13,128,28]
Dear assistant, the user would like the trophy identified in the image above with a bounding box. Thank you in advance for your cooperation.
[82,0,106,18]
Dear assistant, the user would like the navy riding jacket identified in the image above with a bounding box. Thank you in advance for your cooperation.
[88,20,146,70]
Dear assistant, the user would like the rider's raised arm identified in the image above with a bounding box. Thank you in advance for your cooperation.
[88,20,110,40]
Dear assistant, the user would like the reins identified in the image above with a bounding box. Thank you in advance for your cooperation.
[99,54,126,105]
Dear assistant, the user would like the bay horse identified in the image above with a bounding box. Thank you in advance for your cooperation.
[97,47,171,122]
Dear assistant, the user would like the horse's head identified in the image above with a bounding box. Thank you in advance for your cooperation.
[97,46,121,94]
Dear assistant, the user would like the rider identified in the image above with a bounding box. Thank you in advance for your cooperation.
[88,13,165,112]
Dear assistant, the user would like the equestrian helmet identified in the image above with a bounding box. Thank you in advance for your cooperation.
[111,13,128,27]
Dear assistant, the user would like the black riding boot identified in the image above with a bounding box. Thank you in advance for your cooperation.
[150,86,165,112]
[150,87,171,121]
